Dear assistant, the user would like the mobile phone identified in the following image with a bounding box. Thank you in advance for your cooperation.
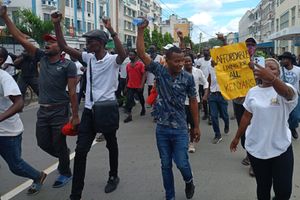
[254,57,265,68]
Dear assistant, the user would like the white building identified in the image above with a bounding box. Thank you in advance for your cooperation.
[270,0,300,55]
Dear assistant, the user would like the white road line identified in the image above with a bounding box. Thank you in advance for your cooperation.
[1,140,98,200]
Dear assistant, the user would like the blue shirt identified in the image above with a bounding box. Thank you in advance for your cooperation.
[148,61,196,129]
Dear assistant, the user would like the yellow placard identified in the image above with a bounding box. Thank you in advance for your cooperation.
[210,42,256,100]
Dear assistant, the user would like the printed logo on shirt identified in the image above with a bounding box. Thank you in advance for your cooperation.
[270,97,280,106]
[282,71,297,85]
[57,66,63,71]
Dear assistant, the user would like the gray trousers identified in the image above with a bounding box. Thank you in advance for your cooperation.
[36,104,71,176]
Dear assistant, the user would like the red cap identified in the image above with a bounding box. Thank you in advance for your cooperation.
[43,34,57,42]
[61,122,78,136]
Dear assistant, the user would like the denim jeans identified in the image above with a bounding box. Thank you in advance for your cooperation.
[0,134,40,181]
[288,97,300,130]
[156,124,193,200]
[70,108,119,200]
[208,92,229,137]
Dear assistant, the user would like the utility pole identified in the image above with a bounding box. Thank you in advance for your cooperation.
[199,32,202,54]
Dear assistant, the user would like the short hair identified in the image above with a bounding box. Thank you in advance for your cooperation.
[165,46,182,59]
[0,47,8,61]
[184,54,193,60]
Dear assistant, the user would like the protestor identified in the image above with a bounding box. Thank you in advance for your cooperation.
[0,6,80,188]
[137,17,200,200]
[0,46,47,195]
[14,50,39,98]
[279,51,300,139]
[52,12,126,200]
[230,58,297,200]
[183,54,208,153]
[123,50,146,123]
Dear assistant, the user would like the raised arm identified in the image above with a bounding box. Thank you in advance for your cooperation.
[0,6,37,56]
[51,12,83,62]
[101,18,126,64]
[177,31,186,50]
[136,18,152,67]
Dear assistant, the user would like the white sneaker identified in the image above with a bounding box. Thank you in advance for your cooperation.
[188,143,196,153]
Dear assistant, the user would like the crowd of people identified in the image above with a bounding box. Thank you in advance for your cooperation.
[1,6,300,200]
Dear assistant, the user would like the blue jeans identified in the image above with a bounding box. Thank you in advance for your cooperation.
[288,97,300,129]
[156,124,193,200]
[0,134,40,181]
[208,92,229,138]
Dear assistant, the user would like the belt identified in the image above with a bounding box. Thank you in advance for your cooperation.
[210,91,221,95]
[40,103,67,110]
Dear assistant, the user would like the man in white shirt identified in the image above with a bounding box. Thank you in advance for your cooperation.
[208,63,230,144]
[184,54,209,153]
[1,54,17,80]
[279,51,300,139]
[0,47,47,195]
[53,13,127,200]
[197,47,211,121]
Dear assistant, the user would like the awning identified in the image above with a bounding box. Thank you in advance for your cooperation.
[257,42,274,48]
[269,26,300,40]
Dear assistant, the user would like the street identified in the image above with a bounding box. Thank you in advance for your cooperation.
[1,103,300,200]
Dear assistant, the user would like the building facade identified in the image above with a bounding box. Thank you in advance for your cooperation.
[270,0,300,55]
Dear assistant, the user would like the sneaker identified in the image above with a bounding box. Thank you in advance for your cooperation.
[124,115,132,123]
[202,115,208,120]
[52,175,72,188]
[140,108,146,116]
[105,176,120,193]
[185,180,195,199]
[208,118,212,125]
[96,134,105,142]
[224,126,229,134]
[249,166,255,177]
[188,143,196,153]
[212,136,222,144]
[291,128,299,139]
[27,172,47,195]
[241,156,250,166]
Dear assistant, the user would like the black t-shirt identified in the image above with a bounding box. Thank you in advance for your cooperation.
[35,49,77,105]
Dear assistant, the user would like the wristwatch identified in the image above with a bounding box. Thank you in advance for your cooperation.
[111,32,118,38]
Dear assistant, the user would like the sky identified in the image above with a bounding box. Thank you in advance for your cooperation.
[159,0,261,42]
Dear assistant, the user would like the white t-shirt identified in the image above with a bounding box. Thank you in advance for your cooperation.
[208,66,221,92]
[243,84,298,159]
[82,52,120,109]
[120,57,130,79]
[147,54,163,86]
[185,67,209,105]
[198,57,211,79]
[280,65,300,94]
[2,55,15,76]
[0,69,24,136]
[65,61,83,93]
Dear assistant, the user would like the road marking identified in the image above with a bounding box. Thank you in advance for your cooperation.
[1,140,98,200]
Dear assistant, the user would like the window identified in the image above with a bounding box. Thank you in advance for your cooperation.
[71,0,73,8]
[276,18,279,31]
[77,20,82,32]
[291,7,296,26]
[100,6,104,17]
[87,2,91,13]
[91,3,94,13]
[66,0,70,7]
[43,13,50,21]
[280,11,289,30]
[77,0,81,9]
[87,22,92,31]
[65,17,70,28]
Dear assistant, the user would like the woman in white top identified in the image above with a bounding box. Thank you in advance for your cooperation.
[230,58,298,200]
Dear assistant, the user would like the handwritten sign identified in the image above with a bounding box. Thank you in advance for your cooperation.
[210,42,256,100]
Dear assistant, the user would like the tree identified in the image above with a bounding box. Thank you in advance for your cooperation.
[158,32,164,50]
[7,9,54,47]
[151,28,161,50]
[163,32,173,46]
[144,28,151,50]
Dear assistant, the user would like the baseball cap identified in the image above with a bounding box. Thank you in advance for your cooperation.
[43,34,57,42]
[82,29,109,43]
[163,44,174,50]
[245,37,257,44]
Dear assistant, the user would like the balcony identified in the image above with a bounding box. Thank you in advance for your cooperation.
[140,3,150,13]
[41,0,56,10]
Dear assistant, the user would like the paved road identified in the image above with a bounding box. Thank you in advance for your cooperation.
[1,103,300,200]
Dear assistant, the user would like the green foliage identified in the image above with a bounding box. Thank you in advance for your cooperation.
[163,32,174,46]
[8,9,54,47]
[143,28,151,50]
[151,28,161,50]
[255,50,267,58]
